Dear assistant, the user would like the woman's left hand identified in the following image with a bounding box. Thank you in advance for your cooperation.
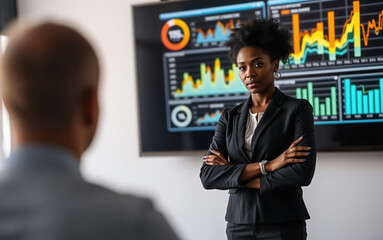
[203,149,231,165]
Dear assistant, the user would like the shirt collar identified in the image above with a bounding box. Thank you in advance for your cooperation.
[3,144,80,174]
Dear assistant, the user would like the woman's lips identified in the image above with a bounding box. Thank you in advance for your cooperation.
[247,81,260,88]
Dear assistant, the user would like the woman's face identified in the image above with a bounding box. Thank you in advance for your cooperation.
[236,46,278,95]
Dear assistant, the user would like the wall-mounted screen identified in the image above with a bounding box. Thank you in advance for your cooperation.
[0,0,17,31]
[133,0,383,153]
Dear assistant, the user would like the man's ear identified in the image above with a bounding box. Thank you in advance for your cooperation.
[81,87,99,126]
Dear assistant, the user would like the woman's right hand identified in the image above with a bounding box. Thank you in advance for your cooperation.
[203,149,231,166]
[265,136,311,172]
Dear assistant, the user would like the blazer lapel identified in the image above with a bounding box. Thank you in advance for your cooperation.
[250,88,285,161]
[235,96,252,163]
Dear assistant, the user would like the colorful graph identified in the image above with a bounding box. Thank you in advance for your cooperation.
[289,1,382,64]
[197,109,222,124]
[171,105,192,128]
[344,78,383,115]
[296,82,337,117]
[173,58,247,97]
[161,19,190,51]
[195,20,240,44]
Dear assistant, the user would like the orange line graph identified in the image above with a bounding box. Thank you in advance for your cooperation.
[290,1,382,63]
[360,10,383,46]
[293,1,382,49]
[204,110,221,119]
[194,19,239,39]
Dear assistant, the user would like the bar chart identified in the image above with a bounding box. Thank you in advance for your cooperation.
[296,82,337,117]
[290,1,362,63]
[342,76,383,117]
[275,76,339,123]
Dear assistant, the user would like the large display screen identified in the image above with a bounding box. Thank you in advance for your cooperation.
[133,0,383,153]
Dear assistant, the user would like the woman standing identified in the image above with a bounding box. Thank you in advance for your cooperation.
[200,19,316,240]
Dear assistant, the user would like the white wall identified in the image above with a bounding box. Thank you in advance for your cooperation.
[17,0,383,239]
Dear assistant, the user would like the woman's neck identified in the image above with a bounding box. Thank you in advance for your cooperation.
[250,86,275,113]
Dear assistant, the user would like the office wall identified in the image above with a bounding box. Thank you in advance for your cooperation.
[17,0,383,239]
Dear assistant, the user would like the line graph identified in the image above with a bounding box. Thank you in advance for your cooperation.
[270,0,383,70]
[359,7,383,47]
[164,49,249,131]
[160,2,265,50]
[196,109,222,124]
[194,19,240,44]
[159,2,265,132]
[290,1,377,63]
[173,57,246,97]
[290,2,359,63]
[164,49,248,99]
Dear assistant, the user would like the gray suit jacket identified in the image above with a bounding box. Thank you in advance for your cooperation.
[0,145,179,240]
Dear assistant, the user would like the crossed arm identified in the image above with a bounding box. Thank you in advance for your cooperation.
[200,100,316,192]
[203,136,311,189]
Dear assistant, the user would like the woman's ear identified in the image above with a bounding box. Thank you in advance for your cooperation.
[273,59,279,72]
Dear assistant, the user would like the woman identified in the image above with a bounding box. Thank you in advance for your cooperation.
[200,18,316,240]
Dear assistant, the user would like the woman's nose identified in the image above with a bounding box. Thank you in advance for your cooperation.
[246,66,255,78]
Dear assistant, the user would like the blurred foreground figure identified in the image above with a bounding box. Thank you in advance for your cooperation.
[0,22,178,240]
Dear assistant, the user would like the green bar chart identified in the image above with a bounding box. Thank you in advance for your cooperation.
[277,77,339,122]
[296,83,337,117]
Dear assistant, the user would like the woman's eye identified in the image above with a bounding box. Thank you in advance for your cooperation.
[238,66,246,71]
[254,62,263,68]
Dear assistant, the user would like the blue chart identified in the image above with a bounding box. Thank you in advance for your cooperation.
[188,2,264,48]
[277,73,383,125]
[164,49,249,131]
[196,109,222,124]
[159,2,265,132]
[194,20,240,44]
[172,56,247,98]
[160,2,265,49]
[343,77,383,117]
[168,99,246,131]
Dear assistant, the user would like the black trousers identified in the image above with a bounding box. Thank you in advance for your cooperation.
[226,221,307,240]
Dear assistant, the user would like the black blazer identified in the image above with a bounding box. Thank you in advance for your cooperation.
[200,88,316,224]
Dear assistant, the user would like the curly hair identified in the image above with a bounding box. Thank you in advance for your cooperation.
[226,18,293,64]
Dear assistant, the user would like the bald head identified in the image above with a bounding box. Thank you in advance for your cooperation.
[1,22,99,130]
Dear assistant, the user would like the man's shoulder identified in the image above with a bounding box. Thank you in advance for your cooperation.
[74,179,156,212]
[76,181,179,239]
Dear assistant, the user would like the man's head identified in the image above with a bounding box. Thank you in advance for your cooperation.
[1,22,100,158]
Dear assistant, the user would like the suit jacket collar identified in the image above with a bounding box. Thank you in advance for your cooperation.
[236,87,285,162]
[3,144,81,175]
